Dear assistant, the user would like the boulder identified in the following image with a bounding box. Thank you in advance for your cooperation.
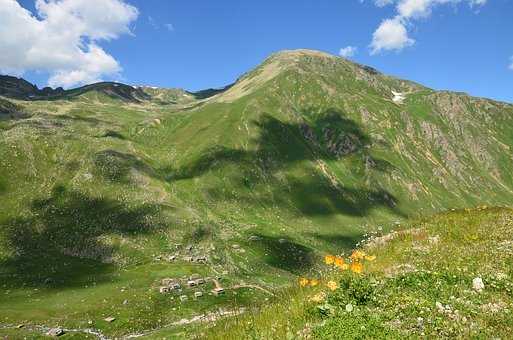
[473,277,485,292]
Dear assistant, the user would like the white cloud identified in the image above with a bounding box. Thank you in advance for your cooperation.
[368,0,487,54]
[509,56,513,71]
[339,46,358,58]
[370,17,414,54]
[165,23,175,32]
[397,0,434,18]
[0,0,138,88]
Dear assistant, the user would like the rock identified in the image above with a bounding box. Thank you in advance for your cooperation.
[180,295,188,302]
[187,280,197,287]
[47,328,65,337]
[196,278,206,285]
[185,245,193,252]
[104,317,116,323]
[473,277,485,292]
[278,238,287,244]
[16,324,24,329]
[248,235,261,241]
[436,301,445,313]
[345,303,354,312]
[232,244,240,249]
[122,299,129,305]
[194,291,203,298]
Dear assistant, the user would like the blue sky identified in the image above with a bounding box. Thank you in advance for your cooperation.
[4,0,513,103]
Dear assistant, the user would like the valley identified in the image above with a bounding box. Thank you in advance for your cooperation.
[1,49,513,338]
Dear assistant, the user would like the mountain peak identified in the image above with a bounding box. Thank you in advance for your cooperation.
[270,49,337,60]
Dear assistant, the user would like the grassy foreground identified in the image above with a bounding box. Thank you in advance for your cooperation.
[192,207,513,339]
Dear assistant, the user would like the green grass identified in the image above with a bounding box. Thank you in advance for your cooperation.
[197,207,513,339]
[1,49,513,337]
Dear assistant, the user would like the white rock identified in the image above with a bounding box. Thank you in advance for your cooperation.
[472,277,485,292]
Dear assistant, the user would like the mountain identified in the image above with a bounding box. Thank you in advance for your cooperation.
[0,75,149,102]
[1,49,513,338]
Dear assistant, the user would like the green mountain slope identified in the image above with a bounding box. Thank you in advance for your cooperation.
[1,49,512,338]
[201,207,513,339]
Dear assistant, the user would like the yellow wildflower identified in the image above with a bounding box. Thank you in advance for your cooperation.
[324,255,335,265]
[350,250,365,261]
[326,280,338,291]
[350,262,363,274]
[334,257,345,268]
[339,263,349,270]
[365,255,376,261]
[310,279,319,287]
[299,277,309,287]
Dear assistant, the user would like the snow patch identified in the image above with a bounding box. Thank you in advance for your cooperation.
[392,90,406,104]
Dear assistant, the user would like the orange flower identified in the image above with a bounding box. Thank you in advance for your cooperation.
[326,280,338,291]
[334,257,345,268]
[350,262,363,274]
[365,255,376,261]
[350,250,365,261]
[310,279,319,287]
[324,255,335,265]
[299,277,310,287]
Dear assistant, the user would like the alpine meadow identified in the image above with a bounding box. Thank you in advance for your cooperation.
[1,1,513,337]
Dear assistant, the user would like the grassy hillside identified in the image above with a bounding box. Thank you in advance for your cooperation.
[196,207,513,339]
[1,49,513,338]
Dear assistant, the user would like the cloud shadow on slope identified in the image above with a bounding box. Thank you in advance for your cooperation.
[163,108,403,218]
[0,185,165,288]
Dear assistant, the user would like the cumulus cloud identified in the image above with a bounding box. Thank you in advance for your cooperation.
[370,18,414,54]
[0,0,138,88]
[368,0,487,54]
[339,46,358,58]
